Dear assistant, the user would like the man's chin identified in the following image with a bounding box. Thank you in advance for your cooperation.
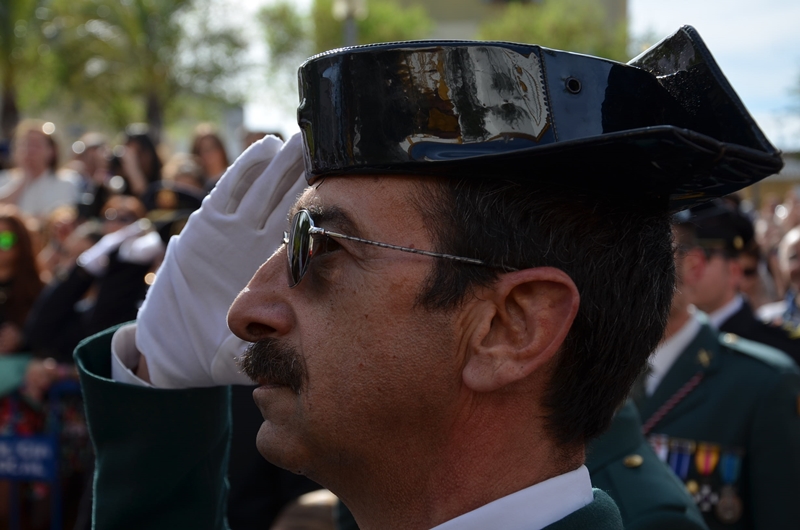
[255,420,308,476]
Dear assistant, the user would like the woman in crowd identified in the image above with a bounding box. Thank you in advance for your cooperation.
[191,124,229,191]
[119,124,162,198]
[0,206,44,354]
[0,120,78,218]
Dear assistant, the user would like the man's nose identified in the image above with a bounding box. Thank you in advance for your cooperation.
[228,251,294,343]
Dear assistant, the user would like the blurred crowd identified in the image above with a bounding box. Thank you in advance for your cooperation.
[0,119,289,530]
[725,190,800,332]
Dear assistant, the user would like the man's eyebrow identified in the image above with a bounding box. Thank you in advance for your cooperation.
[290,202,362,238]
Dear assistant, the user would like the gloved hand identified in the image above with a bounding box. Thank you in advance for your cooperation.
[135,134,307,388]
[77,219,156,276]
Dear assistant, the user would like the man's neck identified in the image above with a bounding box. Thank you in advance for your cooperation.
[696,289,736,317]
[334,403,583,530]
[708,294,743,329]
[648,310,701,396]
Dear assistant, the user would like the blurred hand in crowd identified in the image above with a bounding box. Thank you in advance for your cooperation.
[100,195,146,235]
[0,322,22,354]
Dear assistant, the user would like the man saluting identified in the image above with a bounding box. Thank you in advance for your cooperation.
[76,27,790,530]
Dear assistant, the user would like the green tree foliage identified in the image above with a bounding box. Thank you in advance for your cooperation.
[260,1,310,70]
[477,0,628,62]
[260,0,434,68]
[310,0,432,54]
[259,0,433,117]
[0,0,45,140]
[37,0,247,141]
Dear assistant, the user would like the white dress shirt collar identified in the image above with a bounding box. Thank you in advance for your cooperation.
[708,294,743,329]
[431,465,593,530]
[646,314,702,396]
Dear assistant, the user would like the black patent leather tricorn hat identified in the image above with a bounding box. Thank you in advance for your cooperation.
[297,26,782,211]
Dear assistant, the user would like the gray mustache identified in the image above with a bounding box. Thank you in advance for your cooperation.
[238,338,307,393]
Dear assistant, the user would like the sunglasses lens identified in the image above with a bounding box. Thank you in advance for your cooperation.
[0,231,17,251]
[287,210,313,287]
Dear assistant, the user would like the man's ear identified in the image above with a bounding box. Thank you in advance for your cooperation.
[463,267,579,393]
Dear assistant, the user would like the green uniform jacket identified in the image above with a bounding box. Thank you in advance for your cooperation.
[542,490,623,529]
[635,321,800,530]
[587,401,708,530]
[76,326,625,530]
[76,326,233,530]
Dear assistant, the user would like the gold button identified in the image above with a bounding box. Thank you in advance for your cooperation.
[723,333,738,344]
[623,454,643,468]
[697,349,712,367]
[686,479,699,495]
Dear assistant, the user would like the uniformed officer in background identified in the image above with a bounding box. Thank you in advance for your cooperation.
[677,200,800,364]
[587,401,707,530]
[635,221,800,529]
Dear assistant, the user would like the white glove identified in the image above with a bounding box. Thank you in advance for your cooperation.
[135,134,307,388]
[77,219,156,276]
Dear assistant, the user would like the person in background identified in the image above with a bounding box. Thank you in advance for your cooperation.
[37,205,80,283]
[0,205,79,530]
[678,200,800,362]
[24,221,105,362]
[738,245,775,312]
[119,124,162,198]
[66,132,112,220]
[161,153,206,195]
[191,124,230,192]
[758,227,800,333]
[752,193,785,299]
[0,206,44,354]
[25,196,161,362]
[100,195,147,235]
[0,120,78,218]
[636,222,800,529]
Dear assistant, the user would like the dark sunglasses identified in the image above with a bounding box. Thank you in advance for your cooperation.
[283,209,503,288]
[0,231,17,251]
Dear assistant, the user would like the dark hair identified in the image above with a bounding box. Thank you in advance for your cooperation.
[125,125,162,184]
[191,125,230,171]
[0,206,44,327]
[414,178,675,447]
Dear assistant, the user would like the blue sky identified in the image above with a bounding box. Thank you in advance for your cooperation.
[245,0,800,150]
[629,0,800,150]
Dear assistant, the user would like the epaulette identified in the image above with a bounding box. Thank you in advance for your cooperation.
[718,332,797,371]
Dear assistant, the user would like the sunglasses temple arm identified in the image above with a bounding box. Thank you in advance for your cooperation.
[313,227,487,266]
